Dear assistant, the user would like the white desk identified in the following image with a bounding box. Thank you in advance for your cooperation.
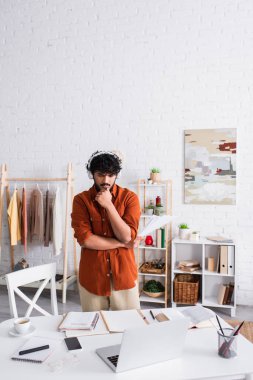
[0,313,253,380]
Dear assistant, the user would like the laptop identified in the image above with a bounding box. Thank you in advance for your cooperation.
[96,318,189,373]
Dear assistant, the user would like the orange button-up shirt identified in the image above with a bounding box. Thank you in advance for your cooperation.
[71,184,141,296]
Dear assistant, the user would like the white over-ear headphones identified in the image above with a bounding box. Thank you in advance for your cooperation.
[86,151,122,179]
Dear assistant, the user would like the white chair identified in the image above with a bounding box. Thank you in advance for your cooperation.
[5,262,58,318]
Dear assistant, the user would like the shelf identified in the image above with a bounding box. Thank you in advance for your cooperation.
[204,270,235,277]
[138,272,166,278]
[138,184,167,188]
[139,245,166,250]
[139,294,166,304]
[171,238,236,316]
[173,269,202,275]
[203,297,235,309]
[173,237,235,246]
[0,273,77,291]
[137,178,172,309]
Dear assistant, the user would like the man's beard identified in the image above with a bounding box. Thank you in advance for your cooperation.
[94,181,115,192]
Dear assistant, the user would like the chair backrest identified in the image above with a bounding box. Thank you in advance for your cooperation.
[5,263,58,318]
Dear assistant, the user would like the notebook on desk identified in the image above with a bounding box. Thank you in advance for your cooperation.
[11,336,59,363]
[96,318,189,373]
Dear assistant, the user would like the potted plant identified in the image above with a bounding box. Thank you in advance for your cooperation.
[150,168,161,183]
[145,204,154,215]
[178,223,190,240]
[142,280,165,298]
[154,204,166,216]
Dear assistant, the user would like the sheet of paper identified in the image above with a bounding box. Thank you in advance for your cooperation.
[100,310,146,332]
[180,305,215,325]
[139,215,176,237]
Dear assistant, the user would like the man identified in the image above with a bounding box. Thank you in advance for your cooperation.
[71,151,141,311]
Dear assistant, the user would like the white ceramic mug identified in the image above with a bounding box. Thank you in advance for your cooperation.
[14,317,31,334]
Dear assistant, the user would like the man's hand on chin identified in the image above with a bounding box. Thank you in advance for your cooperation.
[95,188,112,209]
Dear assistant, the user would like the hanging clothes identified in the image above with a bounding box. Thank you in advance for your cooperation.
[29,187,44,242]
[7,189,21,246]
[52,187,63,255]
[44,189,53,247]
[21,187,28,254]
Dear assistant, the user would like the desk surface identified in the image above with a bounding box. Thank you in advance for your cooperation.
[0,312,253,380]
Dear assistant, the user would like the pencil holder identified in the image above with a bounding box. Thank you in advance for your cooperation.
[217,328,237,358]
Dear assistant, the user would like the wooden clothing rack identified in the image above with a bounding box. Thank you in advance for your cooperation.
[0,162,77,303]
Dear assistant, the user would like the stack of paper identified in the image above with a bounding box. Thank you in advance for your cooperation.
[58,312,99,331]
[207,236,233,243]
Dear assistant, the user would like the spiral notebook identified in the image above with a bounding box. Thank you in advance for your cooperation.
[11,336,59,363]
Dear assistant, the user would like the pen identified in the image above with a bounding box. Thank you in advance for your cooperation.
[232,320,244,336]
[216,315,224,335]
[150,310,155,320]
[91,313,99,330]
[19,344,50,356]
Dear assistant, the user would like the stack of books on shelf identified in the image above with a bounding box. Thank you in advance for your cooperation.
[207,236,233,244]
[177,260,201,272]
[156,228,165,248]
[217,282,234,305]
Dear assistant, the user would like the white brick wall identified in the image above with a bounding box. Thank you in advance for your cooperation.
[0,0,253,305]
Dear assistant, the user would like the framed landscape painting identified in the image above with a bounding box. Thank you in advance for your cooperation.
[184,129,236,205]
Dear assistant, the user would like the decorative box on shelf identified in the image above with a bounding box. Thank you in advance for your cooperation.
[139,261,165,275]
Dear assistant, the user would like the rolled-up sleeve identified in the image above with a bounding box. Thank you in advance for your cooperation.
[122,192,141,240]
[71,195,93,246]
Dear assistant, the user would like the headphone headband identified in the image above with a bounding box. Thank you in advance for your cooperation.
[86,151,122,179]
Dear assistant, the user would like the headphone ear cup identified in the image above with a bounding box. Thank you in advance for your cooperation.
[87,171,93,179]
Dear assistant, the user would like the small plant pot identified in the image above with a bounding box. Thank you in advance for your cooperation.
[150,172,161,183]
[179,228,191,240]
[190,231,200,241]
[154,206,165,216]
[145,208,154,215]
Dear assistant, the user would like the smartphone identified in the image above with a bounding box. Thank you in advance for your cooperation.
[64,337,82,351]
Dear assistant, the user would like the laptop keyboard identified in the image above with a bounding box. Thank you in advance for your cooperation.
[107,355,119,367]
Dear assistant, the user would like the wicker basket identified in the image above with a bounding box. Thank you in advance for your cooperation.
[139,262,165,274]
[173,274,199,304]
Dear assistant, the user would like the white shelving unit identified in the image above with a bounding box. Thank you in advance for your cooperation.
[171,238,236,316]
[136,179,172,307]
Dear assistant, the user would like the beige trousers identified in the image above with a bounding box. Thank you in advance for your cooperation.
[79,279,140,312]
